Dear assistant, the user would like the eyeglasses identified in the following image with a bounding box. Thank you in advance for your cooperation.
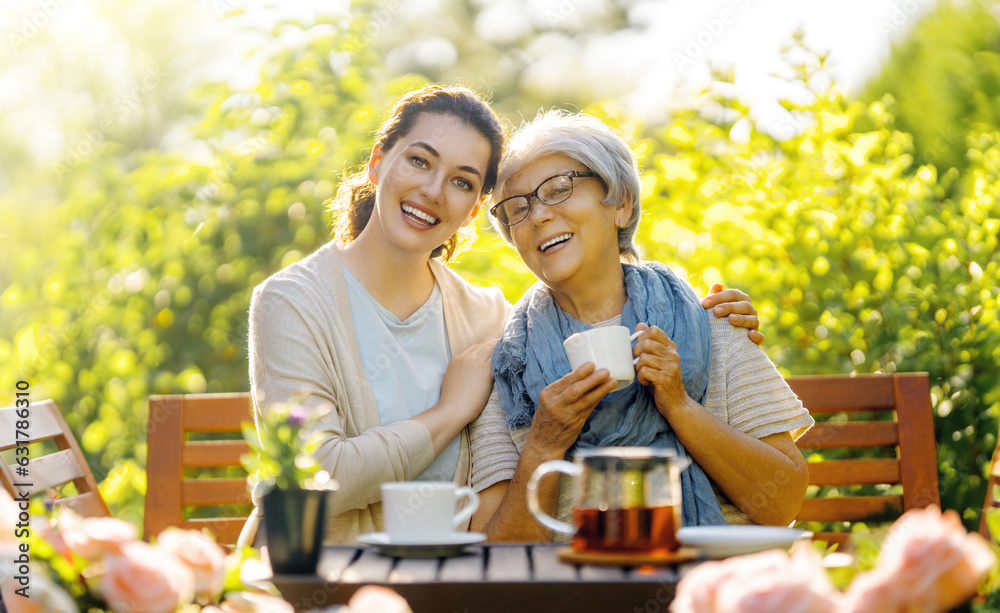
[490,171,600,227]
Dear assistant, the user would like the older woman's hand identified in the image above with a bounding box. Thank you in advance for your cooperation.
[633,323,690,419]
[528,363,618,454]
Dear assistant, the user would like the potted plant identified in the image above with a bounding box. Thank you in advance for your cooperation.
[243,402,337,574]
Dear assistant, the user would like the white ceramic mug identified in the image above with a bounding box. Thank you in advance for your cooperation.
[563,326,642,392]
[381,481,480,543]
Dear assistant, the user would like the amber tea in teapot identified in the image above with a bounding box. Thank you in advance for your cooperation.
[528,447,688,554]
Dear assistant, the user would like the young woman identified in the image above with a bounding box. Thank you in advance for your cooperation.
[469,111,813,541]
[239,86,762,546]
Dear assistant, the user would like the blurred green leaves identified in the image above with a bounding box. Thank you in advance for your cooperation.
[861,0,1000,177]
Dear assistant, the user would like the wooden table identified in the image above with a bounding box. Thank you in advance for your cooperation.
[269,543,697,613]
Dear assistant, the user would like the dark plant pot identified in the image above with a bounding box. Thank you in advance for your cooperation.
[262,487,329,574]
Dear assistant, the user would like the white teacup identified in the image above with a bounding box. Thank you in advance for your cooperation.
[381,481,480,543]
[563,326,642,392]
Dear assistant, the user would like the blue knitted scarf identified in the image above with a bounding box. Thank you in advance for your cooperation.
[491,262,726,526]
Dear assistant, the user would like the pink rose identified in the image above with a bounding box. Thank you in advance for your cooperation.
[58,511,138,562]
[156,528,227,600]
[220,591,295,613]
[36,516,69,559]
[843,506,996,613]
[99,541,194,613]
[2,575,79,613]
[671,543,840,613]
[347,586,413,613]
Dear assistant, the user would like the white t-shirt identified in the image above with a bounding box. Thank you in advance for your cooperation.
[342,265,460,481]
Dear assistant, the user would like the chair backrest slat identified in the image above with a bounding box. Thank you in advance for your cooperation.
[54,491,112,518]
[29,449,86,491]
[787,375,898,413]
[180,394,254,432]
[181,479,251,507]
[182,441,249,468]
[796,422,899,449]
[0,401,65,448]
[798,495,903,523]
[181,518,246,545]
[807,458,900,486]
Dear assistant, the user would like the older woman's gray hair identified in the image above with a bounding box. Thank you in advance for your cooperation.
[490,110,642,262]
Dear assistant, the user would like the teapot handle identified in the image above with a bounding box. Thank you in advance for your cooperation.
[527,460,579,535]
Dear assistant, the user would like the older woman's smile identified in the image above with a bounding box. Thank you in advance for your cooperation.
[538,233,573,252]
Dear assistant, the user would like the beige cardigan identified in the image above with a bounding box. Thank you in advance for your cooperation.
[239,241,509,545]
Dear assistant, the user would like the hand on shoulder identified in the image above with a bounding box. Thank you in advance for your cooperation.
[701,282,765,346]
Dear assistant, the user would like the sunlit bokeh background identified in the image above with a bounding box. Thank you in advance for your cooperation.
[2,0,1000,564]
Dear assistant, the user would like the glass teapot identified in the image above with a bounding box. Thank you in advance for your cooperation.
[527,446,690,553]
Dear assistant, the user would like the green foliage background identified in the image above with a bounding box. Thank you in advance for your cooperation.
[1,2,999,537]
[859,0,1000,178]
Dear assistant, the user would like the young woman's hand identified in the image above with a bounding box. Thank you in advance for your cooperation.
[632,323,690,419]
[702,283,764,346]
[439,339,498,424]
[528,363,617,455]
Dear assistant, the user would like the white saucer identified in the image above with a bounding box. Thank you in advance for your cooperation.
[677,525,812,559]
[357,532,485,558]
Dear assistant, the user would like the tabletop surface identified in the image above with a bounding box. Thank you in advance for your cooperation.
[269,543,698,613]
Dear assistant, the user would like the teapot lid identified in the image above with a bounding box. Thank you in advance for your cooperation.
[572,446,679,460]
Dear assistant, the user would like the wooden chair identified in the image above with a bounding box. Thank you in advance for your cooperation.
[979,434,1000,543]
[0,399,111,517]
[144,393,252,546]
[788,373,940,547]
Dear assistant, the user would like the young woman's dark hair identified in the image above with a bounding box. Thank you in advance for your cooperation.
[331,85,505,261]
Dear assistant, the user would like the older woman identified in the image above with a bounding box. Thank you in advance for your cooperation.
[469,112,814,541]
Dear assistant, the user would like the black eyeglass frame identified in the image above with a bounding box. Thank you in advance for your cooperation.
[489,171,601,227]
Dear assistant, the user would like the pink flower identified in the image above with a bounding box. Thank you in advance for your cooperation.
[288,404,310,427]
[2,575,79,613]
[347,586,413,613]
[36,516,69,559]
[156,528,227,600]
[58,511,138,562]
[671,543,840,613]
[220,591,295,613]
[843,506,996,613]
[99,541,194,613]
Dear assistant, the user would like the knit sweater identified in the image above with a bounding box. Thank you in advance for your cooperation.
[240,241,509,545]
[470,314,814,528]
